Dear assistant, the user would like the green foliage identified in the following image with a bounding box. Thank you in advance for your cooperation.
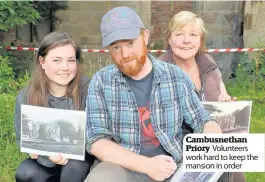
[33,1,68,23]
[0,48,33,79]
[0,56,29,181]
[0,94,27,182]
[227,50,265,94]
[246,173,265,182]
[149,41,164,50]
[148,41,164,57]
[226,43,265,134]
[0,56,29,94]
[0,56,14,93]
[0,1,40,31]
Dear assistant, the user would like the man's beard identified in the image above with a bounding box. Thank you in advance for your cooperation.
[112,42,147,77]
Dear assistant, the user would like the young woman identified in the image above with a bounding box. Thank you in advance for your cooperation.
[159,11,245,182]
[14,32,95,182]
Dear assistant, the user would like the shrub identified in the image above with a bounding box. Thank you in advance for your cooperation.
[227,50,265,95]
[0,94,27,182]
[0,55,29,95]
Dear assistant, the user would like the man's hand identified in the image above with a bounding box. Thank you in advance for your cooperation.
[49,153,68,165]
[203,121,222,133]
[145,155,177,181]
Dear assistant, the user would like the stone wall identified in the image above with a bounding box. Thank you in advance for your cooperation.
[194,1,245,78]
[55,1,151,48]
[244,1,265,47]
[149,1,193,48]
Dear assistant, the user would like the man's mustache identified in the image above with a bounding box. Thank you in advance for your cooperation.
[120,56,137,64]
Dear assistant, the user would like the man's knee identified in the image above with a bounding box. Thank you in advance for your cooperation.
[85,162,134,182]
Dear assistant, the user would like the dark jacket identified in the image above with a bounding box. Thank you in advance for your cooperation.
[159,50,222,101]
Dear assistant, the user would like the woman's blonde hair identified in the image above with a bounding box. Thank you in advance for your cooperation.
[164,11,207,54]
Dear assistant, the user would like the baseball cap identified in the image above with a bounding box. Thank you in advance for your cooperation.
[100,6,145,47]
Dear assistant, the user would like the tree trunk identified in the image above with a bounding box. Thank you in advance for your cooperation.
[0,30,5,44]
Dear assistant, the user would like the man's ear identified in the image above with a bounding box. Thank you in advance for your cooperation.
[143,29,150,46]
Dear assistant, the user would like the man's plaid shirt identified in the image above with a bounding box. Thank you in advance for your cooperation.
[86,54,210,162]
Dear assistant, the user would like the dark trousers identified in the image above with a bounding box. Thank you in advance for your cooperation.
[15,154,95,182]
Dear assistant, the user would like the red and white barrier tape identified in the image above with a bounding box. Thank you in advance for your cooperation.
[205,48,261,52]
[1,46,264,53]
[1,46,38,51]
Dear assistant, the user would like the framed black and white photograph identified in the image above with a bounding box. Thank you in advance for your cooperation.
[202,101,252,133]
[20,104,86,161]
[171,101,252,182]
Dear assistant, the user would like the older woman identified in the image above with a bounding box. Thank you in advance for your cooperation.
[160,11,235,102]
[159,11,245,182]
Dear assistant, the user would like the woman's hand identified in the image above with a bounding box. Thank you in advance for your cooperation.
[29,153,38,159]
[219,80,236,102]
[218,93,236,102]
[49,153,68,165]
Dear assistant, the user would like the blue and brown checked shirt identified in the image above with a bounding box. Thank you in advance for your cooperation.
[86,54,211,163]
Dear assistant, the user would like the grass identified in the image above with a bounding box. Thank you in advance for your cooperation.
[0,94,27,182]
[226,85,265,133]
[0,83,264,181]
[226,84,265,182]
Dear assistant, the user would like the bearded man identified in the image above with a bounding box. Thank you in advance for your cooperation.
[85,6,221,182]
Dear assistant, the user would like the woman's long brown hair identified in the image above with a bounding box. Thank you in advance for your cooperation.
[27,32,84,110]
